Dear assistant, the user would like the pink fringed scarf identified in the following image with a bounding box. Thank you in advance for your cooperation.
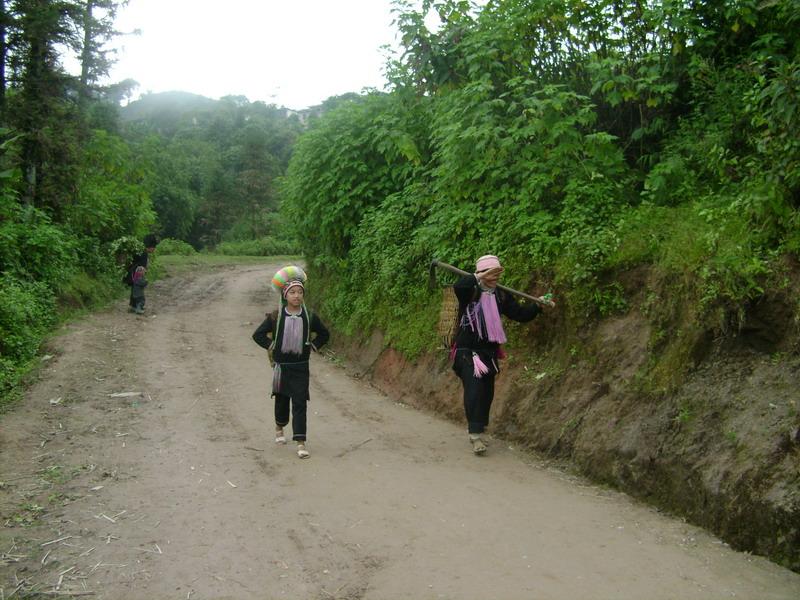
[465,291,507,344]
[479,291,506,343]
[463,290,507,378]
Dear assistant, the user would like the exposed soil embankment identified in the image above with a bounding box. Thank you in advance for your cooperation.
[333,264,800,572]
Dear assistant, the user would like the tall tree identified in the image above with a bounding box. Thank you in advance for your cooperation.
[11,0,75,204]
[77,0,126,104]
[0,0,8,115]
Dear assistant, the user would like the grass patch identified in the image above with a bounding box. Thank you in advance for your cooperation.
[156,253,302,277]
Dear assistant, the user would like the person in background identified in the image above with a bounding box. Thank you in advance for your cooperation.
[125,234,158,314]
[130,266,147,314]
[252,266,329,459]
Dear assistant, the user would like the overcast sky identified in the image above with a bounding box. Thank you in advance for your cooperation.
[106,0,407,109]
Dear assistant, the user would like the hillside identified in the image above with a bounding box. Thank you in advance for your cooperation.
[334,259,800,571]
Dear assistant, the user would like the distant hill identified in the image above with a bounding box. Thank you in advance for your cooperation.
[120,91,218,123]
[118,90,330,134]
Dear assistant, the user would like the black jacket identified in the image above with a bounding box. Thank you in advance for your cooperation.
[453,274,540,353]
[123,251,149,286]
[252,307,329,363]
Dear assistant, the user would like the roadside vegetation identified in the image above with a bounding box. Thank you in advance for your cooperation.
[1,0,799,571]
[281,0,800,377]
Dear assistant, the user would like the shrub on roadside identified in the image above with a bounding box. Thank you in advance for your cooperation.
[0,276,56,398]
[214,237,299,256]
[156,238,197,256]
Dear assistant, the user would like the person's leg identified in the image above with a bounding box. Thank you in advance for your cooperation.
[458,356,492,454]
[476,373,496,433]
[274,393,290,443]
[290,396,307,442]
[459,363,491,434]
[292,396,310,458]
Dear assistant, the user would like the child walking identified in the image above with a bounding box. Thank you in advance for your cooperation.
[452,254,546,455]
[252,266,329,459]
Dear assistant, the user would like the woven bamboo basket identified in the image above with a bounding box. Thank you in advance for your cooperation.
[436,285,459,350]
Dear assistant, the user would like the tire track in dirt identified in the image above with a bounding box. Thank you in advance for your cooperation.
[2,263,800,599]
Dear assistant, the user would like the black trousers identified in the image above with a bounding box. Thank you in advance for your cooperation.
[274,393,307,441]
[130,290,145,310]
[455,349,496,434]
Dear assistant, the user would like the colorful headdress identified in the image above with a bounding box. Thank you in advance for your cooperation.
[271,265,307,295]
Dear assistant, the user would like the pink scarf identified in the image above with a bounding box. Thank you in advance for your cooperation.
[479,291,506,343]
[466,291,506,343]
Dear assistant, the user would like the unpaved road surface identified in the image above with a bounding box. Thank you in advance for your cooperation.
[2,263,800,600]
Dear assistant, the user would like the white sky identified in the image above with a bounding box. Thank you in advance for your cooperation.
[106,0,407,109]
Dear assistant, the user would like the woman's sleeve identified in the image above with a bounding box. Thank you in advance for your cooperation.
[500,292,541,323]
[252,316,274,349]
[452,274,479,305]
[310,314,330,351]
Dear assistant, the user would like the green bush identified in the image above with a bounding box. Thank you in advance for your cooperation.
[156,238,197,255]
[0,276,56,397]
[0,206,77,288]
[214,237,299,256]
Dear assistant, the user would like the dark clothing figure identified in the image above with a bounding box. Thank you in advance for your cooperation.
[126,250,151,311]
[252,307,329,442]
[453,274,540,435]
[124,235,158,313]
[130,267,147,314]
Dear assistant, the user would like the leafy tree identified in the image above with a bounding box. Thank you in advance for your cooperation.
[118,92,304,249]
[282,0,800,359]
[76,0,127,104]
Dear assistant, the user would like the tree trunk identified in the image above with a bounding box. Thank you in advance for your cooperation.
[79,0,94,103]
[0,0,7,116]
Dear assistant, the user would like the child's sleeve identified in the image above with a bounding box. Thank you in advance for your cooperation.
[252,315,274,349]
[310,315,330,351]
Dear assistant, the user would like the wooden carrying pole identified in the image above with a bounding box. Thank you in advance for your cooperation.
[429,259,554,307]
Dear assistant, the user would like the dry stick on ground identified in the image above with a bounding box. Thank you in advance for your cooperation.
[0,473,39,482]
[41,536,72,547]
[334,438,373,458]
[36,592,96,597]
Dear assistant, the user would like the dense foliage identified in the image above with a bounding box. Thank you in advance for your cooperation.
[281,0,800,362]
[0,2,303,401]
[3,0,799,399]
[119,92,304,251]
[0,0,153,400]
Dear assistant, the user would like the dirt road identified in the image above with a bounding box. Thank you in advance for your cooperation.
[2,262,800,599]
